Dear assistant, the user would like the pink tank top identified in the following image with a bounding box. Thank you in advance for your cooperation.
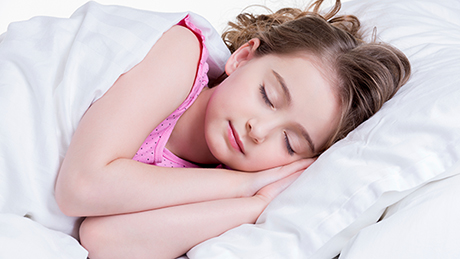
[132,16,208,168]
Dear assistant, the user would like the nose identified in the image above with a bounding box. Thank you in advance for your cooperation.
[247,118,276,144]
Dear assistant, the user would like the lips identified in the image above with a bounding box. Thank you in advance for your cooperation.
[228,122,244,154]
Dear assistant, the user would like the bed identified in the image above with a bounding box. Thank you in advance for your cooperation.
[1,0,460,258]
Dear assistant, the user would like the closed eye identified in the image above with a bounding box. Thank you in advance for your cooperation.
[284,131,295,155]
[259,85,274,108]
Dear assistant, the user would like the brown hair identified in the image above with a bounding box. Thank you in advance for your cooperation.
[220,0,411,153]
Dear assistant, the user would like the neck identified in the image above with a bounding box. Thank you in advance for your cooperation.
[166,87,220,165]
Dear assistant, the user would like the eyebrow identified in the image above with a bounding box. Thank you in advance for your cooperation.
[272,70,316,154]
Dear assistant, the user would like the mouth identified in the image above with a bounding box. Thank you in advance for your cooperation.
[228,122,245,154]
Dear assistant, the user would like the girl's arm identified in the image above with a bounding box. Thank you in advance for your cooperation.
[55,25,309,217]
[58,156,310,216]
[79,172,301,259]
[81,196,266,259]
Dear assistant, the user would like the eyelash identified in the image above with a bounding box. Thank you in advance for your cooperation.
[259,85,294,155]
[284,131,295,155]
[259,85,274,108]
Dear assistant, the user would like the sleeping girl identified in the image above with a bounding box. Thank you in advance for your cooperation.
[0,0,409,258]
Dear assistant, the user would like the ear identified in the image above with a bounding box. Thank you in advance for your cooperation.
[225,38,260,75]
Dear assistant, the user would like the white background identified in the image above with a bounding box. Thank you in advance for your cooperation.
[0,0,346,34]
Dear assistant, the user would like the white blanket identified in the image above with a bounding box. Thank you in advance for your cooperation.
[0,2,229,258]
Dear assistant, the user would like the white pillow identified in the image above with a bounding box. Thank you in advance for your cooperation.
[339,171,460,259]
[188,0,460,258]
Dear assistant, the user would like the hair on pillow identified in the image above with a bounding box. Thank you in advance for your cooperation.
[187,0,460,258]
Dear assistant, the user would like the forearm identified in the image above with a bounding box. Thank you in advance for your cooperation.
[56,158,251,217]
[57,155,310,217]
[79,195,268,259]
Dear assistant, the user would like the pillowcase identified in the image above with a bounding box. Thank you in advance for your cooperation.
[339,172,460,259]
[188,0,460,258]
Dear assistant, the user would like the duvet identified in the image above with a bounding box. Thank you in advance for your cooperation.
[0,2,229,258]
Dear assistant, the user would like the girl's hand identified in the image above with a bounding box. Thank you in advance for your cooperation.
[242,158,316,198]
[254,170,302,205]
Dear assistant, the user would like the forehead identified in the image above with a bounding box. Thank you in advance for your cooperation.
[261,54,341,151]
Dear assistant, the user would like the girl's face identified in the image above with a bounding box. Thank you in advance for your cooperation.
[204,40,341,171]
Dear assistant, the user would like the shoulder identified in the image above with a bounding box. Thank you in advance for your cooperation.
[162,25,201,49]
[118,24,202,108]
[136,24,201,96]
[142,24,201,105]
[151,25,201,68]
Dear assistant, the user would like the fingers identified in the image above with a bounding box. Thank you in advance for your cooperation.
[274,158,316,180]
[248,158,317,197]
[284,158,316,172]
[273,170,303,193]
[255,170,303,203]
[264,159,314,195]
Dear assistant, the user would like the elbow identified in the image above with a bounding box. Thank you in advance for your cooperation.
[55,169,93,217]
[55,191,83,217]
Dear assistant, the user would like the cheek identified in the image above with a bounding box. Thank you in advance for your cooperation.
[207,87,238,115]
[203,108,224,154]
[255,152,293,169]
[232,146,295,171]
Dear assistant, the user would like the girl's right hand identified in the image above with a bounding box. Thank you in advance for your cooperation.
[241,158,316,199]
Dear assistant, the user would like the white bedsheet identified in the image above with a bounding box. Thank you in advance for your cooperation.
[0,2,229,258]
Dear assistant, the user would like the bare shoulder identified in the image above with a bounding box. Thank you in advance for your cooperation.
[153,25,201,62]
[147,24,201,75]
[133,24,202,103]
[161,25,201,52]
